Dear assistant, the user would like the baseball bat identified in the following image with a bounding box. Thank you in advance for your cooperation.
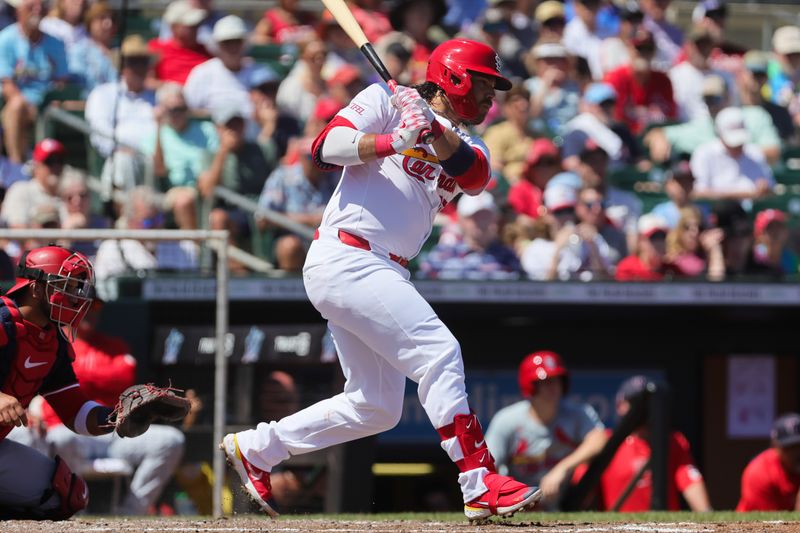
[320,0,435,144]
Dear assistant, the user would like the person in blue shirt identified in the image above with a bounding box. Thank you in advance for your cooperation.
[257,137,339,271]
[418,191,522,281]
[66,1,117,96]
[0,0,68,163]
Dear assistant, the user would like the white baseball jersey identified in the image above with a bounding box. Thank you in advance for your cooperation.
[320,83,491,260]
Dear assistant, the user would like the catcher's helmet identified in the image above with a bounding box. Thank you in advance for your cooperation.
[7,245,95,341]
[518,350,569,397]
[426,38,512,121]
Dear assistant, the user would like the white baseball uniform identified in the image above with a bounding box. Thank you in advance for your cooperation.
[235,83,493,502]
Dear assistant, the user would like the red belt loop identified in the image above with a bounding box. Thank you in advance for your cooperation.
[313,228,409,268]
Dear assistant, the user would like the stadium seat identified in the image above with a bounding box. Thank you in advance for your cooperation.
[249,44,297,77]
[607,166,650,191]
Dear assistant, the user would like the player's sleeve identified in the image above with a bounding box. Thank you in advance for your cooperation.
[39,345,94,432]
[737,455,780,511]
[485,409,512,473]
[670,432,704,492]
[448,134,491,196]
[312,83,393,170]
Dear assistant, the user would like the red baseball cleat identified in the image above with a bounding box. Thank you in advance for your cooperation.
[220,433,279,517]
[464,472,541,521]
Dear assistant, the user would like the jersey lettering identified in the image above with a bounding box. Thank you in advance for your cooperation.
[348,102,365,115]
[403,156,439,182]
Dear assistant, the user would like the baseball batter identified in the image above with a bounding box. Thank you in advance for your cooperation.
[223,39,542,521]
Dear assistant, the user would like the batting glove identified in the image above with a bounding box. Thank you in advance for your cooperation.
[390,105,431,153]
[392,86,435,124]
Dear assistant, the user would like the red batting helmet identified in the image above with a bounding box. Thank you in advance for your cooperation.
[518,350,569,397]
[426,38,512,121]
[7,245,95,341]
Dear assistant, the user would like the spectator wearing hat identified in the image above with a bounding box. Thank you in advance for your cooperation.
[597,1,643,76]
[646,75,781,165]
[374,31,414,86]
[689,0,747,74]
[200,102,276,245]
[581,376,711,511]
[535,1,566,42]
[752,209,799,276]
[521,184,613,280]
[303,97,341,140]
[665,206,724,280]
[669,27,732,121]
[253,0,317,45]
[0,0,69,163]
[690,107,773,202]
[563,0,604,80]
[483,85,536,184]
[486,351,606,510]
[615,214,669,281]
[387,0,447,84]
[524,41,580,136]
[158,0,223,52]
[149,0,212,85]
[417,191,522,281]
[256,136,339,271]
[640,0,682,72]
[603,28,677,135]
[184,15,267,120]
[651,160,709,229]
[738,413,800,511]
[562,82,639,171]
[327,64,365,108]
[508,138,562,220]
[85,34,157,193]
[141,82,219,230]
[577,184,627,265]
[247,67,301,160]
[276,38,328,124]
[766,26,800,119]
[67,1,117,96]
[40,0,87,50]
[712,200,774,279]
[466,8,520,80]
[0,138,67,228]
[739,51,795,142]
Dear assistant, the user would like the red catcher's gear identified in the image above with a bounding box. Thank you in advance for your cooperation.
[518,350,569,397]
[6,246,95,341]
[425,38,512,121]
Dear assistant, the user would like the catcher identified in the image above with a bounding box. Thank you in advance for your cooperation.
[0,245,190,520]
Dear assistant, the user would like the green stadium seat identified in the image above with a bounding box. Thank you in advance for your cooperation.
[637,191,670,214]
[249,44,296,78]
[607,166,650,191]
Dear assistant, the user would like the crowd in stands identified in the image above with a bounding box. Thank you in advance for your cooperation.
[0,0,798,282]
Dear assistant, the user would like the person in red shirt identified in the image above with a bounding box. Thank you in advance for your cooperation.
[616,214,670,281]
[603,29,677,135]
[149,0,212,85]
[254,0,318,45]
[508,139,562,220]
[0,245,133,519]
[737,413,800,511]
[593,376,712,512]
[39,298,185,515]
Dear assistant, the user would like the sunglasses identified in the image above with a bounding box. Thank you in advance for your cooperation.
[635,43,656,54]
[44,157,65,166]
[167,106,188,114]
[580,200,603,210]
[66,191,89,200]
[648,231,667,241]
[543,17,566,28]
[535,157,560,167]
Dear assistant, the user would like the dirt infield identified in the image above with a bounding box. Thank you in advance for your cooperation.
[2,517,800,533]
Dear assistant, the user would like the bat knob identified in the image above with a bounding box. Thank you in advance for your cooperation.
[420,129,435,145]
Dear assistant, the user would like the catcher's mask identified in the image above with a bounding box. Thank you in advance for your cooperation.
[6,245,95,342]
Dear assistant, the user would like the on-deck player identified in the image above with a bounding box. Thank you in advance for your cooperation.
[222,38,542,521]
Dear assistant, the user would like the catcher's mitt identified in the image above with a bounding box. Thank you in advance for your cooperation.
[109,384,192,438]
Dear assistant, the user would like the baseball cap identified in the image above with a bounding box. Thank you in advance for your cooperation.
[638,213,670,237]
[313,98,342,122]
[616,375,649,405]
[544,184,577,212]
[715,107,750,148]
[702,74,727,97]
[618,0,642,22]
[692,0,727,23]
[773,26,800,55]
[163,0,207,27]
[525,138,560,167]
[213,15,248,43]
[772,413,800,448]
[248,66,279,89]
[4,0,19,8]
[584,83,617,105]
[743,50,770,74]
[533,42,569,60]
[535,0,565,23]
[548,171,582,190]
[327,64,362,88]
[120,35,154,58]
[754,209,787,238]
[33,138,66,162]
[212,101,245,125]
[457,191,497,218]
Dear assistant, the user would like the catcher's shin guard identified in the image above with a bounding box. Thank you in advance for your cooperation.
[46,455,89,520]
[220,433,279,517]
[438,413,541,520]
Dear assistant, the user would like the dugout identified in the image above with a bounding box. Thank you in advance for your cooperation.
[99,275,800,513]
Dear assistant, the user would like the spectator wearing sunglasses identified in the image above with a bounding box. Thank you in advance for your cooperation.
[0,139,67,228]
[524,41,580,137]
[149,0,212,85]
[508,139,562,221]
[577,184,627,265]
[615,213,669,281]
[664,206,724,280]
[535,1,565,41]
[58,169,109,258]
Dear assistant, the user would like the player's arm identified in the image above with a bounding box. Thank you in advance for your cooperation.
[671,432,712,511]
[683,481,712,512]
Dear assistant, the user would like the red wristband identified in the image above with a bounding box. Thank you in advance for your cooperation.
[374,133,395,157]
[429,120,445,140]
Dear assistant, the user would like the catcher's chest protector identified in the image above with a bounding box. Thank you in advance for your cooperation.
[0,296,69,438]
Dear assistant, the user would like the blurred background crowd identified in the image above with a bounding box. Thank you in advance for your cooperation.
[0,0,799,283]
